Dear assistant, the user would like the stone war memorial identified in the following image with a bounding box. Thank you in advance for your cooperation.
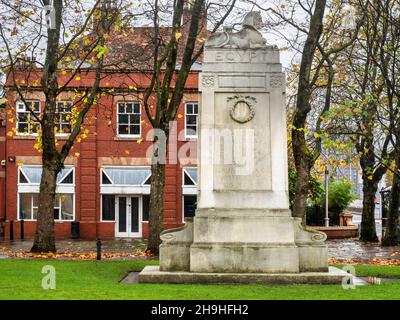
[139,12,349,284]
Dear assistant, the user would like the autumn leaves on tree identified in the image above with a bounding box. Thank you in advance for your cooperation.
[0,0,120,252]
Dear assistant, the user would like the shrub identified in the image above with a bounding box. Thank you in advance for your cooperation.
[317,179,357,225]
[289,166,324,210]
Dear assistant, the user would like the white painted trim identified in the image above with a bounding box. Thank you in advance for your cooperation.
[100,166,152,187]
[100,185,150,195]
[18,185,75,194]
[182,168,197,186]
[16,100,41,136]
[116,101,142,138]
[54,101,73,134]
[18,168,31,184]
[18,166,75,193]
[182,195,185,223]
[182,186,197,195]
[184,102,199,140]
[115,195,143,238]
[101,168,114,184]
[17,193,75,222]
[58,167,74,184]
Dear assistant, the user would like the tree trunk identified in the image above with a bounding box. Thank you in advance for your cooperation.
[360,178,379,242]
[147,162,166,255]
[292,158,311,224]
[382,156,400,246]
[31,157,58,253]
[291,0,326,222]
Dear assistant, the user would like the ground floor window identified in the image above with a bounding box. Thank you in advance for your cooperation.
[101,195,116,221]
[19,193,74,221]
[182,167,198,221]
[183,195,197,219]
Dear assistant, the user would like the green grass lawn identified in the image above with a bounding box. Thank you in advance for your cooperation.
[1,259,400,300]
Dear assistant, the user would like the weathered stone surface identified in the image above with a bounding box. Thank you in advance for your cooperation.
[159,220,193,272]
[139,266,350,285]
[190,244,300,273]
[206,12,267,49]
[140,11,329,280]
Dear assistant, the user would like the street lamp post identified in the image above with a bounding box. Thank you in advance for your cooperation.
[325,168,330,227]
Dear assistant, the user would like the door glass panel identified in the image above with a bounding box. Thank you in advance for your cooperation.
[131,197,139,233]
[142,195,150,221]
[118,197,127,233]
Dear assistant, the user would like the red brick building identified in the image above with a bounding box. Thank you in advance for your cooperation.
[0,19,202,240]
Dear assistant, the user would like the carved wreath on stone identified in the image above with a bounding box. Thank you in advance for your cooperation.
[227,95,257,124]
[202,75,215,88]
[270,74,284,89]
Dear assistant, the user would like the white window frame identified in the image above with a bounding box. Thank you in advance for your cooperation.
[100,194,116,223]
[100,166,151,195]
[18,165,75,194]
[182,167,197,195]
[17,165,75,221]
[55,101,73,137]
[184,102,199,139]
[17,193,75,222]
[16,100,41,136]
[116,101,142,139]
[182,168,198,222]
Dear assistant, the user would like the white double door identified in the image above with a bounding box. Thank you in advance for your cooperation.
[115,196,142,238]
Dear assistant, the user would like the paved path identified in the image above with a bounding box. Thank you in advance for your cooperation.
[327,239,400,262]
[0,239,152,260]
[1,238,399,263]
[351,213,383,239]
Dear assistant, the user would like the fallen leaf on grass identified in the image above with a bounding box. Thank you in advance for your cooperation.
[329,258,400,266]
[2,249,153,260]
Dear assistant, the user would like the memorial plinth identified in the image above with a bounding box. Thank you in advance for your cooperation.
[139,12,348,284]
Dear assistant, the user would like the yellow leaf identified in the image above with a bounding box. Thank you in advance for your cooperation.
[17,162,24,167]
[125,150,130,155]
[175,31,182,40]
[129,85,137,91]
[7,131,13,137]
[76,76,81,81]
[137,138,143,144]
[74,152,81,158]
[177,114,183,119]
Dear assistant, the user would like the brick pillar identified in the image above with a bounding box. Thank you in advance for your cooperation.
[78,108,98,239]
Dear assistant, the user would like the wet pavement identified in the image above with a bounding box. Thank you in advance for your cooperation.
[327,239,400,262]
[351,213,383,239]
[0,238,399,263]
[0,238,152,260]
[0,238,147,253]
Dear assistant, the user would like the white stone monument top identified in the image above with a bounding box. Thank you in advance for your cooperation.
[198,12,288,212]
[203,12,281,74]
[206,12,267,50]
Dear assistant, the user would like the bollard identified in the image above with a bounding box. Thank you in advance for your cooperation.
[96,238,102,260]
[9,220,14,241]
[20,220,24,241]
